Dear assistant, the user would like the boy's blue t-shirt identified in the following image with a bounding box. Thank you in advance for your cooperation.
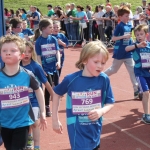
[0,67,40,129]
[35,35,60,74]
[32,11,40,25]
[52,33,69,66]
[12,32,25,39]
[54,71,115,150]
[132,42,150,77]
[113,21,133,59]
[20,60,48,107]
[22,28,34,36]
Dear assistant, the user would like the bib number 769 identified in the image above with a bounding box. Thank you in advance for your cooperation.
[81,99,93,105]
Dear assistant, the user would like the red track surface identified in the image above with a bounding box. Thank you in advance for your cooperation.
[1,47,150,150]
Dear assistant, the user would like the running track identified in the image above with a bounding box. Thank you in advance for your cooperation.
[1,47,150,150]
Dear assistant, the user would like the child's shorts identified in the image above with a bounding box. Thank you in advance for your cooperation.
[32,107,40,121]
[136,76,150,92]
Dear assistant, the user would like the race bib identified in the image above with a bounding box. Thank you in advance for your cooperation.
[0,87,29,109]
[140,53,150,68]
[123,32,130,45]
[72,90,101,115]
[41,44,57,57]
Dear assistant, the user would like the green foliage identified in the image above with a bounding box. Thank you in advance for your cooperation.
[4,0,143,15]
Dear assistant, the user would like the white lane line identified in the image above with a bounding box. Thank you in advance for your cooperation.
[104,119,150,148]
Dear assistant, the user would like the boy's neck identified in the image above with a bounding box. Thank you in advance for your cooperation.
[121,20,128,24]
[3,64,20,76]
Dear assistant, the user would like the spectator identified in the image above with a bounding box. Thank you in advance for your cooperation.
[70,5,88,46]
[96,5,105,42]
[10,9,15,18]
[30,6,40,30]
[92,5,100,40]
[86,5,93,41]
[47,4,54,17]
[67,3,79,44]
[21,8,27,20]
[103,5,115,41]
[27,5,33,16]
[63,3,71,40]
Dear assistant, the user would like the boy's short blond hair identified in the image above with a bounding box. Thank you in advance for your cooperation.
[75,41,109,70]
[0,35,25,54]
[134,24,148,34]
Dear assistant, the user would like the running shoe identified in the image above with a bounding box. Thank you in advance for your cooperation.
[26,136,33,149]
[46,105,52,117]
[141,114,150,124]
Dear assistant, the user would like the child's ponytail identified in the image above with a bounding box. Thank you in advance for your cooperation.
[33,28,41,42]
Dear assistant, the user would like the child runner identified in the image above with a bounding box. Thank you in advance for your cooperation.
[52,21,69,76]
[20,41,53,150]
[52,41,115,150]
[125,24,150,124]
[104,6,139,99]
[0,35,47,150]
[35,19,60,117]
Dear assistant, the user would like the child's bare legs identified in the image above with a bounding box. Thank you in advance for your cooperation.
[142,91,150,114]
[32,120,40,147]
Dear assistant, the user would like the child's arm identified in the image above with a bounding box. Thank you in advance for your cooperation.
[34,87,47,130]
[58,39,67,47]
[44,81,54,100]
[112,33,131,41]
[52,92,63,134]
[56,50,61,69]
[88,104,114,121]
[125,41,147,52]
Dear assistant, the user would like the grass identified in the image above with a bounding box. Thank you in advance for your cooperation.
[4,0,143,15]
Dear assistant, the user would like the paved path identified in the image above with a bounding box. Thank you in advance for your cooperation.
[1,47,150,150]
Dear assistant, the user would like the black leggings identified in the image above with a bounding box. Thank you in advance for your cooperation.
[45,73,59,106]
[93,144,100,150]
[1,126,29,150]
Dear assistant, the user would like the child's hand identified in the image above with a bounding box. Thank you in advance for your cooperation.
[123,34,131,39]
[58,39,63,45]
[88,109,103,121]
[52,120,63,134]
[39,114,47,131]
[56,62,61,69]
[138,41,147,48]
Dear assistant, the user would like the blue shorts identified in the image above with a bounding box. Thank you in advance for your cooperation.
[136,76,150,92]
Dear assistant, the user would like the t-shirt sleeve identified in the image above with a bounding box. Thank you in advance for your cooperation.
[113,24,120,36]
[29,72,40,90]
[53,76,70,95]
[103,76,115,104]
[62,34,69,46]
[35,39,41,55]
[28,29,34,36]
[35,64,48,84]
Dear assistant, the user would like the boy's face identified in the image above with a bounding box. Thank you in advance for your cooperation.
[22,21,27,29]
[119,13,129,23]
[52,24,60,34]
[83,53,106,77]
[13,23,22,33]
[135,30,146,42]
[1,42,23,65]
